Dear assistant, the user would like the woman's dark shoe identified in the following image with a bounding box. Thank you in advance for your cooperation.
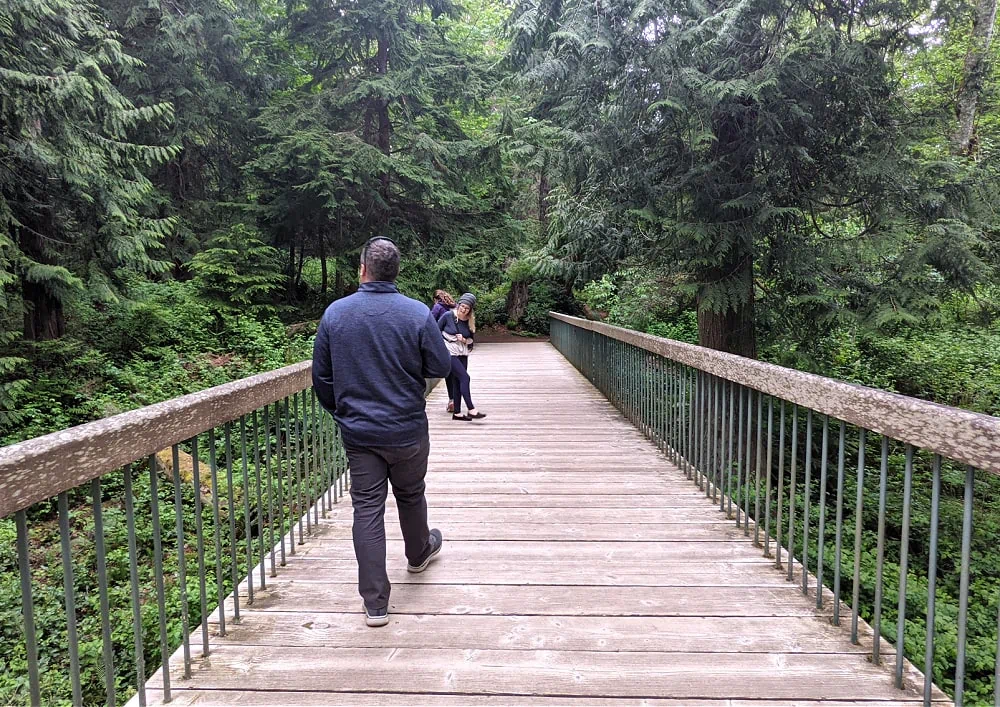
[452,414,472,421]
[470,412,487,419]
[446,402,454,412]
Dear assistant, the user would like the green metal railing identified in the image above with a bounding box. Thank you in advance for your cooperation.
[551,313,1000,706]
[0,364,349,706]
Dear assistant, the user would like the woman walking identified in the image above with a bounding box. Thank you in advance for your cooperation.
[439,293,486,421]
[431,289,456,321]
[431,290,458,411]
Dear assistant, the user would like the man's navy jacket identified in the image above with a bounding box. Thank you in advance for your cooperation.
[312,281,452,448]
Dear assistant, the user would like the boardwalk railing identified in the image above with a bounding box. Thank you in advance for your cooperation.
[551,312,1000,706]
[0,363,351,707]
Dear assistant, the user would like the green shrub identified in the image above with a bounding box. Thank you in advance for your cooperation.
[576,266,693,340]
[576,266,688,332]
[1,279,314,445]
[475,283,510,327]
[521,280,560,333]
[857,330,1000,416]
[189,225,285,317]
[645,311,699,344]
[763,326,1000,417]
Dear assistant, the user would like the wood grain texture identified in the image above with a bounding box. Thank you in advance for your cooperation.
[142,690,950,706]
[150,645,923,700]
[134,342,943,706]
[202,613,870,653]
[217,582,820,616]
[311,520,748,541]
[272,561,800,586]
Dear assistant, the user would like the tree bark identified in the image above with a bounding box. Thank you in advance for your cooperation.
[319,232,328,295]
[335,266,346,299]
[506,280,530,325]
[286,239,296,302]
[363,107,374,145]
[696,255,756,359]
[954,0,999,155]
[375,33,391,204]
[295,236,306,291]
[23,280,65,341]
[20,230,65,341]
[694,86,759,358]
[538,161,550,238]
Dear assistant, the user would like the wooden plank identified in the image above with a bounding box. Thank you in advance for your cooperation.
[419,493,724,508]
[408,483,702,495]
[312,521,749,541]
[425,459,683,468]
[144,690,946,706]
[427,447,666,455]
[417,473,692,484]
[267,562,807,586]
[427,427,652,433]
[425,430,651,437]
[427,455,677,463]
[422,463,682,469]
[224,582,821,616]
[204,613,867,654]
[155,645,928,701]
[295,539,762,561]
[429,435,659,443]
[318,506,735,524]
[320,510,741,528]
[420,470,700,478]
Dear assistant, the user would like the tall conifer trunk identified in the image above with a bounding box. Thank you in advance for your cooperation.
[335,266,346,299]
[506,280,530,324]
[538,161,550,237]
[23,281,65,341]
[20,230,65,341]
[954,0,998,154]
[375,33,391,214]
[696,257,756,359]
[319,233,328,295]
[695,101,758,359]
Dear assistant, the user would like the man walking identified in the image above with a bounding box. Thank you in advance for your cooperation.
[312,237,453,626]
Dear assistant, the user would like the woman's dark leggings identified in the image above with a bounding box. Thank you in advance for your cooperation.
[445,373,456,403]
[450,356,474,413]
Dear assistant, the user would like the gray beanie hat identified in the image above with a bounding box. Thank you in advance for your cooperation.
[458,292,477,309]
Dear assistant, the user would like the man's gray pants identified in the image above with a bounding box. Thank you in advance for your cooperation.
[345,436,432,610]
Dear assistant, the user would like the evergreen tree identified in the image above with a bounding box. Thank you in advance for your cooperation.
[0,0,177,340]
[509,0,989,356]
[95,0,268,271]
[249,0,505,298]
[189,224,285,317]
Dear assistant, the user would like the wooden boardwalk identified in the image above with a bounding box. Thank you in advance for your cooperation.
[144,342,942,705]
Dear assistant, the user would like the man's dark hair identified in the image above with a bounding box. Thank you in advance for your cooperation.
[361,237,400,282]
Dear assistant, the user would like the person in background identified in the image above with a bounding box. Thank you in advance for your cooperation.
[431,289,456,321]
[439,292,486,421]
[431,290,458,412]
[312,237,452,627]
